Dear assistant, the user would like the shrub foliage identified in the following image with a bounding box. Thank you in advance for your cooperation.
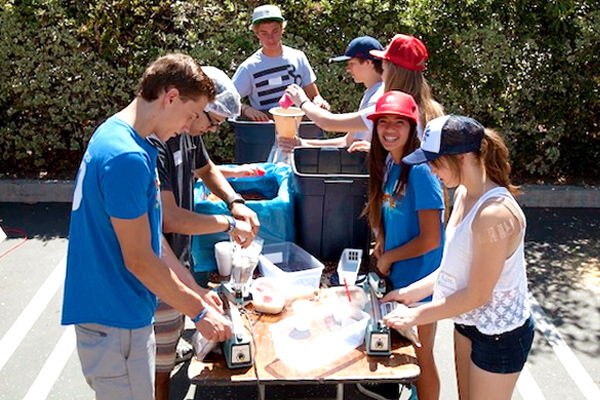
[1,0,598,182]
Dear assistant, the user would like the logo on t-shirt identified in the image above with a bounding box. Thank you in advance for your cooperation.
[383,192,405,211]
[287,64,301,85]
[154,171,161,209]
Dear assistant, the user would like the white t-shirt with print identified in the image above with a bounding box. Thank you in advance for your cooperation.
[354,80,384,141]
[233,46,317,111]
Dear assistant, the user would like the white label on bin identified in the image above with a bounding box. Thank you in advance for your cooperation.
[264,252,283,264]
[268,76,282,86]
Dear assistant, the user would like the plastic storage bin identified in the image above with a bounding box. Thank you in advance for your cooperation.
[291,147,371,262]
[269,304,370,372]
[258,242,324,297]
[191,163,294,273]
[228,118,323,163]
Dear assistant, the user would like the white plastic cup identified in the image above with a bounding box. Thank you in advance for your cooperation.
[214,241,233,276]
[292,299,315,332]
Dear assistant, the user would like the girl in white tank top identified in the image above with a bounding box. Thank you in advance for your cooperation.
[434,186,530,334]
[382,115,534,400]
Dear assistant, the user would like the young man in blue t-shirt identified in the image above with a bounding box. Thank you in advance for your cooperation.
[61,53,232,399]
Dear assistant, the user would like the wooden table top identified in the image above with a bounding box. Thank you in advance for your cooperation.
[188,291,420,386]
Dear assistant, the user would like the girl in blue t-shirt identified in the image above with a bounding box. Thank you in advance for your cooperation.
[363,91,444,400]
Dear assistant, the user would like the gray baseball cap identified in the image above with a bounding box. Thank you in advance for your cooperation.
[403,115,485,165]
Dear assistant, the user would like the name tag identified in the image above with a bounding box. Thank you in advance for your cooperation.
[268,76,283,86]
[173,150,182,167]
[437,271,458,292]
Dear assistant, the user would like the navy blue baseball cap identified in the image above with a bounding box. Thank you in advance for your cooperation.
[403,115,485,165]
[329,36,384,62]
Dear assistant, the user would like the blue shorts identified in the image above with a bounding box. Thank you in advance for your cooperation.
[455,316,534,374]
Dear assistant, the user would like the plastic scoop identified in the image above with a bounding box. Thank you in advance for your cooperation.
[278,93,293,109]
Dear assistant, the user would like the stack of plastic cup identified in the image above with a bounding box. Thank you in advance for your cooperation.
[214,241,233,276]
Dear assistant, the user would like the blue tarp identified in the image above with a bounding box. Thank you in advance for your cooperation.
[191,162,295,272]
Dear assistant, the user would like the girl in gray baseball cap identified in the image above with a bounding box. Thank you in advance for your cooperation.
[385,115,534,400]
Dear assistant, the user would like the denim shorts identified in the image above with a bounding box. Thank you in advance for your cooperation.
[455,316,535,374]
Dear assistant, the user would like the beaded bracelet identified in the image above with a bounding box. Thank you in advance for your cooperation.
[225,215,236,233]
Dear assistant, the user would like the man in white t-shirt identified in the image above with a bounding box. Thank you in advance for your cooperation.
[232,4,329,121]
[278,36,384,152]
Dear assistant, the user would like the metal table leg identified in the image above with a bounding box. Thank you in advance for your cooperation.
[337,383,344,400]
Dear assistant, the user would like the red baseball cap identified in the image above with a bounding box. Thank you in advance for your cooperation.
[369,34,428,71]
[367,91,419,125]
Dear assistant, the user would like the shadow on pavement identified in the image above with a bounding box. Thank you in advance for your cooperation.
[0,202,71,240]
[524,208,600,360]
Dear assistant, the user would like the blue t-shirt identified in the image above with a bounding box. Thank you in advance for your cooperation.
[61,116,161,329]
[382,162,444,298]
[233,46,317,111]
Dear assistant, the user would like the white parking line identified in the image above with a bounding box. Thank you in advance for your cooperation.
[23,325,76,400]
[529,293,600,400]
[0,256,66,372]
[517,364,546,399]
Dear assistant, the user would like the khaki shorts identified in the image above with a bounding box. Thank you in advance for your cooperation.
[75,323,155,400]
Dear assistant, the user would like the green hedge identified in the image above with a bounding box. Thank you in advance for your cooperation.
[1,0,598,182]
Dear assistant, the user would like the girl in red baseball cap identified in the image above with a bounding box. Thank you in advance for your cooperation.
[363,91,444,400]
[282,34,444,154]
[370,34,443,129]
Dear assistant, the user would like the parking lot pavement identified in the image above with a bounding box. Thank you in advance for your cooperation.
[1,203,599,400]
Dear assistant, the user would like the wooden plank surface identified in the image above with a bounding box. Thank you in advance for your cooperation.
[189,291,420,386]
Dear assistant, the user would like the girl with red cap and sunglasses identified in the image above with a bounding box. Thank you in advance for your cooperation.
[282,34,444,153]
[363,91,444,400]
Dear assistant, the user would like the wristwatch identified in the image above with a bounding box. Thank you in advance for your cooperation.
[226,193,245,210]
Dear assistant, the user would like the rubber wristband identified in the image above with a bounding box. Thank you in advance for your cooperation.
[299,100,310,109]
[226,193,245,210]
[191,307,208,323]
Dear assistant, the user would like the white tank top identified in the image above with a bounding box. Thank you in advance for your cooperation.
[433,187,530,335]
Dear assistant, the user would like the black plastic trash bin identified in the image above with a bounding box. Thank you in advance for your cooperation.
[291,147,371,263]
[228,118,323,163]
